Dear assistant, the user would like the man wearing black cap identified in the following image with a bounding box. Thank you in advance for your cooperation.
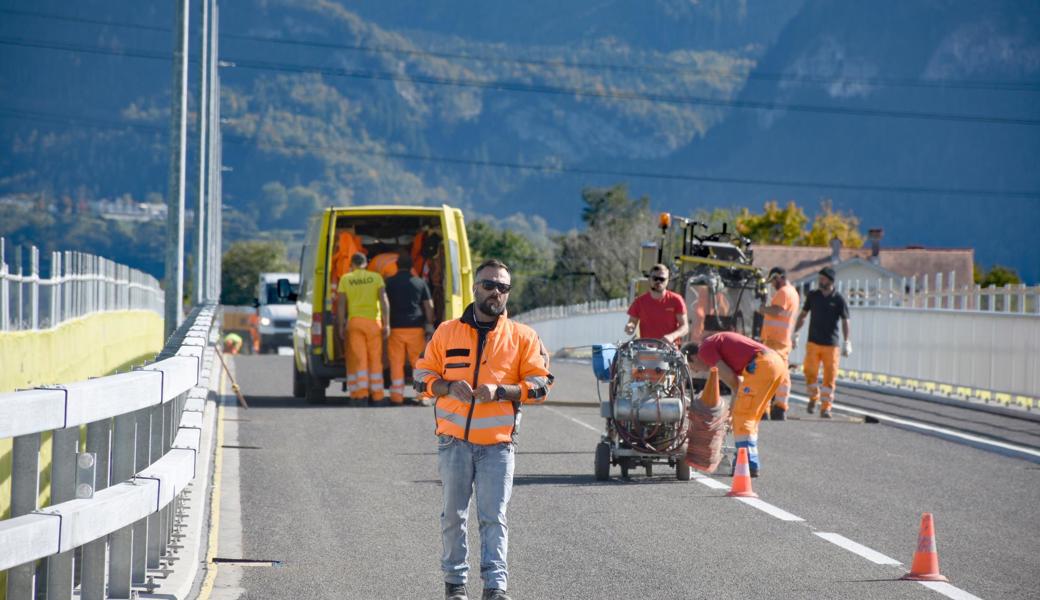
[756,266,799,420]
[793,267,851,418]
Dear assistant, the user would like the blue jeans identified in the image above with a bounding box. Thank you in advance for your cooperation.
[438,435,515,590]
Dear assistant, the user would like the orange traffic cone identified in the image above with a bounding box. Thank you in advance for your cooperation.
[901,513,948,582]
[726,447,758,498]
[701,367,720,408]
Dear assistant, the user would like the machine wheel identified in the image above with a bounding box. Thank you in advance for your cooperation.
[594,442,611,481]
[676,455,691,481]
[305,376,327,405]
[292,365,305,398]
[644,462,653,477]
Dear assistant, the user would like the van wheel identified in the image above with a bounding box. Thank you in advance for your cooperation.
[292,366,305,398]
[305,376,327,404]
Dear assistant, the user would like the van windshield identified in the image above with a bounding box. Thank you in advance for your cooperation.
[265,282,299,305]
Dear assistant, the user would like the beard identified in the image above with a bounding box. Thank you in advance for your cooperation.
[478,297,506,317]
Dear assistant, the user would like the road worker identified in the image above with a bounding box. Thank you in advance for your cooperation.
[336,252,391,406]
[683,331,785,477]
[247,311,260,353]
[414,258,553,600]
[624,263,689,345]
[385,253,435,405]
[368,250,401,279]
[330,227,367,285]
[793,266,851,418]
[222,332,243,355]
[756,266,799,420]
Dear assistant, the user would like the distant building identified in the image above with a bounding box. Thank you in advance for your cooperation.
[752,229,974,296]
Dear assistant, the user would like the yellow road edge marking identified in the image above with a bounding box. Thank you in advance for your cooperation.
[197,365,227,600]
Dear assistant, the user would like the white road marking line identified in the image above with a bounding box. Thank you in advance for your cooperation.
[917,581,985,600]
[813,532,901,565]
[789,392,1040,460]
[692,475,731,490]
[737,497,805,521]
[544,406,601,433]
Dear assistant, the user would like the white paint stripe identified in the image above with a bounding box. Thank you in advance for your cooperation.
[789,393,1040,460]
[917,581,985,600]
[737,497,805,521]
[544,406,600,433]
[692,475,731,490]
[814,532,901,565]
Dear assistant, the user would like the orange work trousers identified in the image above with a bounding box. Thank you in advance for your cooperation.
[346,317,384,401]
[803,342,840,411]
[762,339,791,411]
[732,350,785,471]
[388,327,425,404]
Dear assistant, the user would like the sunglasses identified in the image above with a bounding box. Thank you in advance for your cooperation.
[652,276,667,283]
[478,279,512,294]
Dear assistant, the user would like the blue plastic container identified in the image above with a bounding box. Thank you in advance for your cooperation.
[591,344,616,382]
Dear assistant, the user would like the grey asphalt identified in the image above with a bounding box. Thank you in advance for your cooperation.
[223,355,1039,599]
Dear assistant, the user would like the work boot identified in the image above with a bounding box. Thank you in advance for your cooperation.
[445,582,468,600]
[750,465,760,478]
[769,405,787,421]
[482,589,512,600]
[806,399,817,414]
[820,408,833,419]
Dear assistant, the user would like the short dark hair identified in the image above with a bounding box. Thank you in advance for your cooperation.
[651,263,669,276]
[351,252,367,267]
[681,341,700,359]
[397,252,413,270]
[475,258,510,278]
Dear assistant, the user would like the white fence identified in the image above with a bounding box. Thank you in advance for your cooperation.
[0,304,218,599]
[834,272,1039,313]
[0,237,164,331]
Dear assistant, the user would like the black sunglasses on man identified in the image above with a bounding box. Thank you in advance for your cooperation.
[478,279,512,294]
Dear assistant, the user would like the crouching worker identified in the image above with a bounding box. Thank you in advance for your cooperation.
[414,259,553,600]
[683,331,785,477]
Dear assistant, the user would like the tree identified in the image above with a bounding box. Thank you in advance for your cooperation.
[466,219,554,312]
[735,201,807,245]
[800,199,864,248]
[974,264,1021,287]
[220,240,292,305]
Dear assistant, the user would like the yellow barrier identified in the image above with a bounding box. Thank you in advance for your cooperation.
[0,310,162,596]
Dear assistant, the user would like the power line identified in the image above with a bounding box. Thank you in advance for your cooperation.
[2,6,1039,93]
[2,106,1038,199]
[2,36,1038,127]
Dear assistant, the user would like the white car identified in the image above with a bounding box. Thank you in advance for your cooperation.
[255,272,299,354]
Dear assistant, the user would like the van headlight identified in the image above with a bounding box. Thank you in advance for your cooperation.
[260,317,272,326]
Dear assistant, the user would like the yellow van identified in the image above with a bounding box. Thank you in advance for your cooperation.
[289,204,473,403]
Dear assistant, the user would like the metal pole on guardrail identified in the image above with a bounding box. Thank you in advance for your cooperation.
[46,424,79,599]
[164,0,190,338]
[6,432,42,598]
[1,237,8,331]
[108,411,136,598]
[30,246,39,329]
[132,406,151,583]
[81,417,112,600]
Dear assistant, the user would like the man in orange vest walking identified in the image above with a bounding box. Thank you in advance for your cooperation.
[756,266,799,420]
[336,253,390,406]
[414,259,553,600]
[385,253,435,405]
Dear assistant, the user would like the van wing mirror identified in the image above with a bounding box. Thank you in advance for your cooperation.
[277,278,298,302]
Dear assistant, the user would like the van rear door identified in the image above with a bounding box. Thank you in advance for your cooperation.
[440,204,466,318]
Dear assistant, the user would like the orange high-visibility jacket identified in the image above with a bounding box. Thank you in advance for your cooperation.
[761,283,799,348]
[414,304,554,445]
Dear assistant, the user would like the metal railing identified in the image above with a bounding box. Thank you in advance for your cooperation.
[0,304,219,599]
[0,238,164,332]
[833,272,1039,313]
[514,298,628,324]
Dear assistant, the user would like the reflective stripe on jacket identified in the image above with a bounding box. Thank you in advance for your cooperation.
[413,304,554,445]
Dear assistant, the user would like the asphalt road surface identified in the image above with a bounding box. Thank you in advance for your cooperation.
[208,355,1039,600]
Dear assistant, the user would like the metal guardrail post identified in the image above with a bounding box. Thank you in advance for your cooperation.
[81,417,113,600]
[15,245,23,328]
[6,433,42,599]
[146,403,165,568]
[1,237,8,332]
[46,426,79,599]
[132,407,151,583]
[109,411,136,598]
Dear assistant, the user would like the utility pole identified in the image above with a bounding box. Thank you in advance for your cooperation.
[164,0,190,337]
[195,0,209,304]
[209,0,222,302]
